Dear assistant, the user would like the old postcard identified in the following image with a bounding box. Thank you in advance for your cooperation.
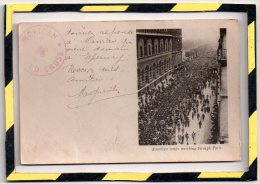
[19,20,241,164]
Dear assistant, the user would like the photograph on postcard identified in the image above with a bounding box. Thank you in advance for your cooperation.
[137,28,228,146]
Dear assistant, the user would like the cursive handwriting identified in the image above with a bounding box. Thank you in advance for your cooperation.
[100,27,133,39]
[63,64,93,74]
[100,54,124,72]
[67,76,102,83]
[64,25,134,109]
[81,36,116,44]
[67,85,120,109]
[66,28,95,36]
[79,52,125,65]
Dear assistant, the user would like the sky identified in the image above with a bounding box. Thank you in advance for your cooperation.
[181,22,221,51]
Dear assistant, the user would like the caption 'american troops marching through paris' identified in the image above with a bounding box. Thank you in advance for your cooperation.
[137,28,228,145]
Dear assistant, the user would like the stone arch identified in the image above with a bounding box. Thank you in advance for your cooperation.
[147,39,152,56]
[138,38,144,58]
[152,63,156,79]
[165,39,169,52]
[154,39,159,54]
[164,59,167,72]
[141,69,144,82]
[169,39,172,51]
[145,65,149,83]
[149,66,152,81]
[159,61,162,75]
[156,63,159,77]
[159,38,164,53]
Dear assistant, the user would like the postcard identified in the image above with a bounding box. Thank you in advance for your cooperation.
[18,20,241,164]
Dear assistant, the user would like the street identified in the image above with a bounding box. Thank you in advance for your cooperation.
[138,49,220,145]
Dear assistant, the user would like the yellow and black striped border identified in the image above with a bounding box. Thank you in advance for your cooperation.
[4,3,257,182]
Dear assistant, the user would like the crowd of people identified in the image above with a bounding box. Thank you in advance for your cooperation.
[138,56,220,145]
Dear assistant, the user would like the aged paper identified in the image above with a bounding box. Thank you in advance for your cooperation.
[19,20,241,164]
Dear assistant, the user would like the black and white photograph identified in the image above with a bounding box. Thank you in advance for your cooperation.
[137,28,228,146]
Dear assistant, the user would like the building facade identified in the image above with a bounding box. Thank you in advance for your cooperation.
[184,47,201,62]
[137,29,182,91]
[217,28,228,143]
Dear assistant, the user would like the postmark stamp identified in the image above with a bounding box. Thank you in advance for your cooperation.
[20,25,66,76]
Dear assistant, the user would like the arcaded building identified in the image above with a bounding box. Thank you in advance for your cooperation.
[137,29,182,91]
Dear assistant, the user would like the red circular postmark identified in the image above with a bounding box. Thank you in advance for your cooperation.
[20,25,66,76]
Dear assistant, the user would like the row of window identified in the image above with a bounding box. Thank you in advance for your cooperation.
[217,49,227,60]
[137,37,181,58]
[138,57,172,85]
[137,53,182,89]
